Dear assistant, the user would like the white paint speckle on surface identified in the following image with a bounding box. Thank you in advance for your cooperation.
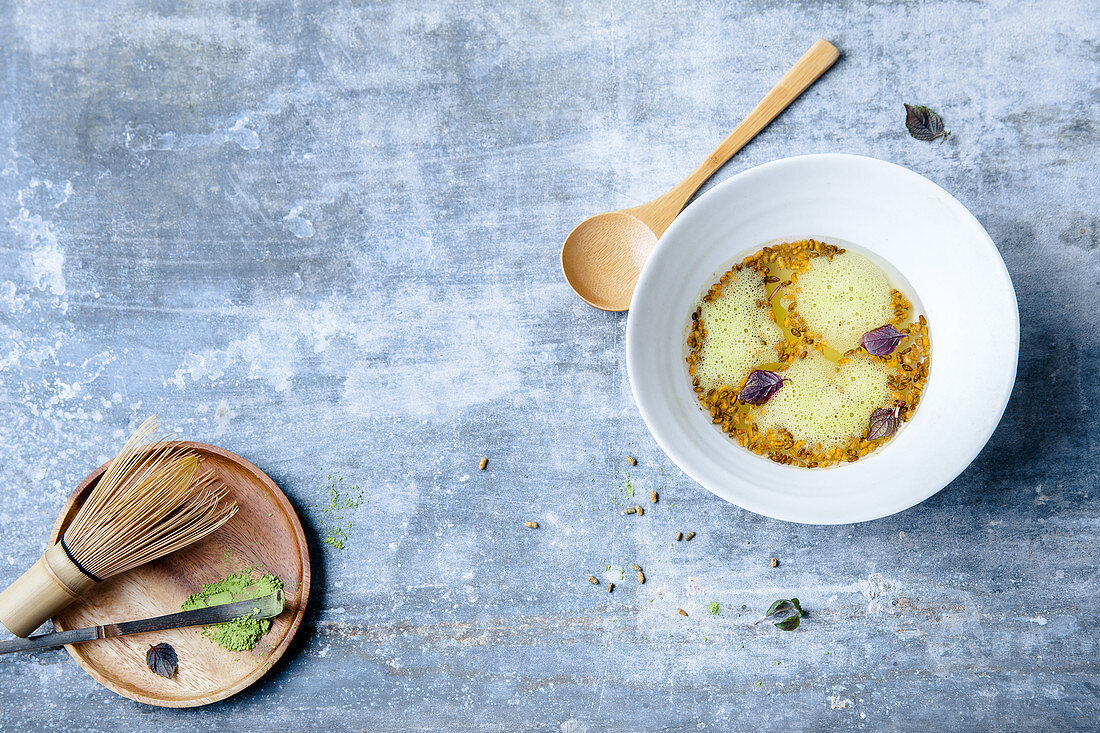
[284,205,316,238]
[124,118,260,154]
[8,209,65,296]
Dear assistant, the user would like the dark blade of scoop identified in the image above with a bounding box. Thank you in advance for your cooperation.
[0,590,285,655]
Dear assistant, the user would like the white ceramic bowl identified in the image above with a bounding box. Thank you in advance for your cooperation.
[626,154,1018,524]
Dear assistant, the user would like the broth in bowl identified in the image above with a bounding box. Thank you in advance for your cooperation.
[685,239,930,468]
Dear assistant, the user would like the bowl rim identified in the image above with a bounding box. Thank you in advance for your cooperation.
[625,152,1019,524]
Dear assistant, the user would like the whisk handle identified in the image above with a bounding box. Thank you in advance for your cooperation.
[0,544,97,638]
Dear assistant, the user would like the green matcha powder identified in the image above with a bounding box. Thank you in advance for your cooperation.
[181,571,283,652]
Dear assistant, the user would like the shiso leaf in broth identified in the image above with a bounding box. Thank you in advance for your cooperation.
[739,370,788,405]
[862,324,905,356]
[868,405,901,440]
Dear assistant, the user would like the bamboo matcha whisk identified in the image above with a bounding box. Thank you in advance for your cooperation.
[0,416,238,637]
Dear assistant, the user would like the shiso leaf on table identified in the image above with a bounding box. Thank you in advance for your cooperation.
[904,103,950,142]
[762,598,805,631]
[146,642,178,679]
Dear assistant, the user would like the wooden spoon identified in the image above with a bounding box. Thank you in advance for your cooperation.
[561,39,840,311]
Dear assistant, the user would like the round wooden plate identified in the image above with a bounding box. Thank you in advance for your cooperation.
[48,442,310,707]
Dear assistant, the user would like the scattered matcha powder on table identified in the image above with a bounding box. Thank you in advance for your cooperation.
[181,571,283,652]
[320,474,366,550]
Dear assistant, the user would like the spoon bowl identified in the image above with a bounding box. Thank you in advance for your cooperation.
[561,212,657,311]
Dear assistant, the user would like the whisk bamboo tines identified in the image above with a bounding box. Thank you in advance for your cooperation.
[0,416,238,637]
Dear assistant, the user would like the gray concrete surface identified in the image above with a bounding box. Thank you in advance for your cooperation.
[1,0,1098,730]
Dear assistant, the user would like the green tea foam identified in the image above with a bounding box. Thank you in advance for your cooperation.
[754,351,890,448]
[694,270,783,391]
[791,252,893,353]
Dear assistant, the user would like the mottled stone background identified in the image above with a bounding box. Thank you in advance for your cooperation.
[1,0,1097,730]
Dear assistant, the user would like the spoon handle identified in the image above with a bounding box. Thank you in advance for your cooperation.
[630,39,840,237]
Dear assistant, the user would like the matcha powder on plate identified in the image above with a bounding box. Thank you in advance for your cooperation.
[181,571,284,652]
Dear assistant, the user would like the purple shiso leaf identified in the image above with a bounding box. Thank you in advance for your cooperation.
[146,642,177,679]
[739,370,788,405]
[862,324,905,356]
[867,406,900,440]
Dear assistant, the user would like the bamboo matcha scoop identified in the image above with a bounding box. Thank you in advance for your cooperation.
[560,39,840,311]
